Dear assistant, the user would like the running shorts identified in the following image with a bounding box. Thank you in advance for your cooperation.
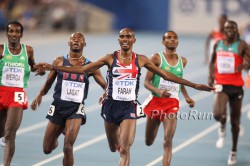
[143,95,179,121]
[0,86,28,110]
[101,99,141,125]
[46,99,86,126]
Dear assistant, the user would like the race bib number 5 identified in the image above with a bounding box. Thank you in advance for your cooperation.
[14,92,24,102]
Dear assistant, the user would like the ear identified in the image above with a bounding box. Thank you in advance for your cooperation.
[134,38,136,43]
[83,42,86,47]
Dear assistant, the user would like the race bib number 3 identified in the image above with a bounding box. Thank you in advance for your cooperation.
[48,105,55,116]
[14,92,24,102]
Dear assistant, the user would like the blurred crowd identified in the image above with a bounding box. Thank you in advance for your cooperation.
[0,0,79,32]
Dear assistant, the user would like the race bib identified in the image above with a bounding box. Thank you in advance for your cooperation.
[61,80,85,103]
[47,105,55,116]
[14,92,24,102]
[136,104,145,117]
[159,78,179,99]
[217,55,235,74]
[112,78,136,101]
[214,84,223,93]
[76,104,85,116]
[1,66,24,87]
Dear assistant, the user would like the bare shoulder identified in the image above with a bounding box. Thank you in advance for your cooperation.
[101,53,114,65]
[239,39,248,47]
[25,45,34,58]
[137,54,150,62]
[181,56,187,66]
[104,53,114,59]
[53,56,64,66]
[148,52,161,66]
[25,45,33,52]
[239,40,250,54]
[136,54,153,68]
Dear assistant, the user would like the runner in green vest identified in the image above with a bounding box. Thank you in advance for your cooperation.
[0,20,45,166]
[143,31,195,166]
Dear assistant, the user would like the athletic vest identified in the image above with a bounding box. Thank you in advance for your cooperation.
[53,54,91,103]
[106,51,141,101]
[0,43,30,88]
[152,52,183,99]
[214,40,244,86]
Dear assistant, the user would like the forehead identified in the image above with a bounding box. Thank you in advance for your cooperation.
[70,33,84,39]
[119,29,134,36]
[164,31,177,37]
[224,22,236,28]
[8,24,21,30]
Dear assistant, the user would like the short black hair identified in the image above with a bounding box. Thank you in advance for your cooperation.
[6,20,23,34]
[162,30,177,41]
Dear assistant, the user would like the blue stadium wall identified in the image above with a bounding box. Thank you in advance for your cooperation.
[83,0,169,32]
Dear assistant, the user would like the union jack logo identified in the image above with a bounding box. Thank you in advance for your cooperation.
[113,57,138,80]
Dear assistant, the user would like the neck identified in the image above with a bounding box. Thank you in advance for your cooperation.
[8,43,21,49]
[69,52,83,59]
[119,51,132,60]
[225,38,236,45]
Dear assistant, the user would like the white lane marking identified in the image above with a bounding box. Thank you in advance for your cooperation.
[32,134,106,166]
[145,104,250,166]
[31,91,213,165]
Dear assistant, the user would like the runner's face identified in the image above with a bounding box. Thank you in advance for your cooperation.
[6,24,22,44]
[163,32,178,50]
[118,29,135,52]
[224,22,237,40]
[69,33,85,52]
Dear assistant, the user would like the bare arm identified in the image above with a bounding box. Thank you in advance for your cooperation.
[144,53,171,97]
[0,45,3,59]
[140,55,214,91]
[26,45,45,76]
[91,69,107,103]
[30,57,61,110]
[35,54,113,74]
[181,57,195,107]
[205,32,213,64]
[91,69,107,90]
[181,85,195,108]
[240,40,250,70]
[208,42,218,86]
